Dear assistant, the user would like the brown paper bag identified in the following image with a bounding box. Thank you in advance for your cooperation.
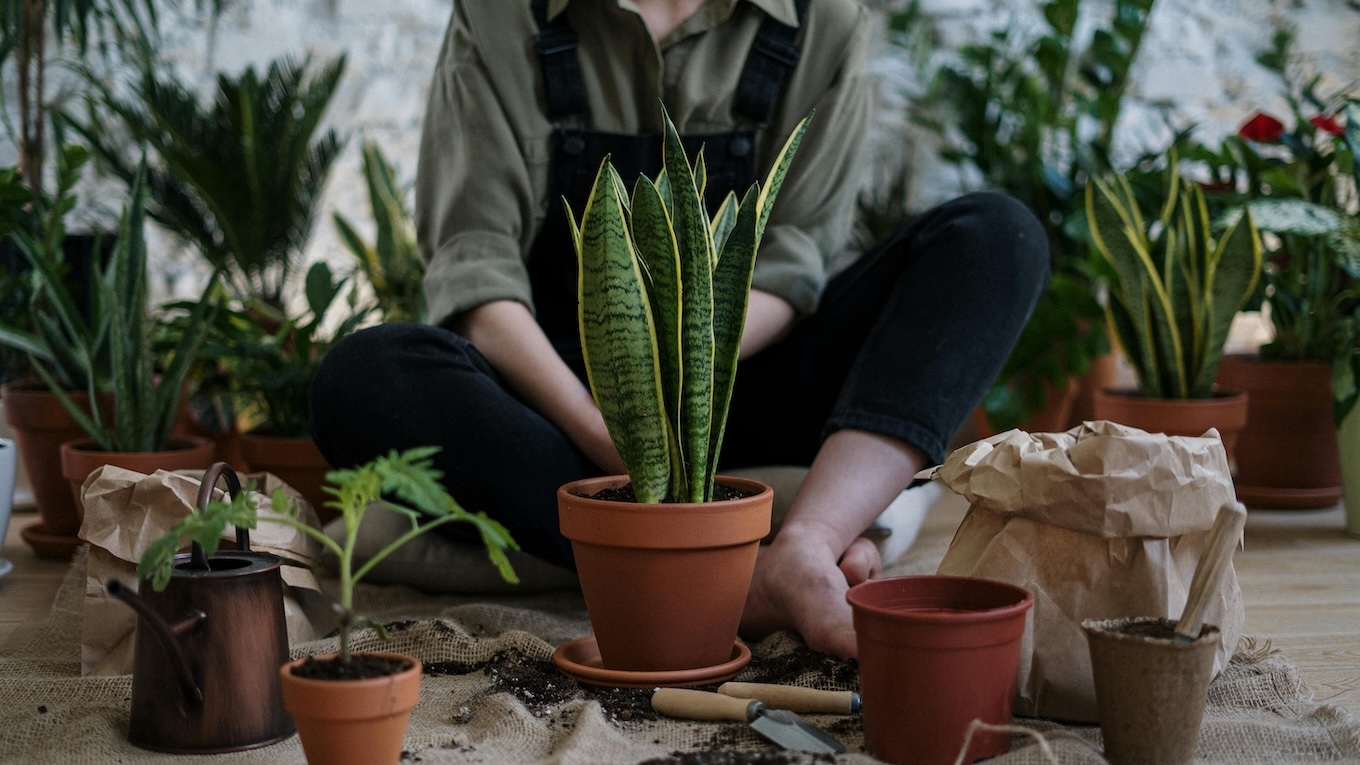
[77,465,326,676]
[922,420,1245,722]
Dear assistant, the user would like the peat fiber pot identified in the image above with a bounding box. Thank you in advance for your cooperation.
[1216,355,1341,509]
[1082,617,1220,765]
[2,381,111,557]
[557,475,772,673]
[239,433,335,523]
[1092,387,1248,460]
[281,652,423,765]
[1340,406,1360,539]
[60,436,216,517]
[847,575,1033,765]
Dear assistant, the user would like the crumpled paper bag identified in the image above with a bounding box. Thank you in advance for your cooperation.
[921,420,1245,722]
[78,465,326,676]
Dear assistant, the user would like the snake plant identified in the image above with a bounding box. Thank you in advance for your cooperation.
[568,109,810,504]
[1086,157,1262,399]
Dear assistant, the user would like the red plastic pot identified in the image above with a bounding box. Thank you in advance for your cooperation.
[847,575,1033,765]
[558,475,772,673]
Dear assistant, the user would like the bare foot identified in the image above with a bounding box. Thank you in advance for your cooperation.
[741,531,882,658]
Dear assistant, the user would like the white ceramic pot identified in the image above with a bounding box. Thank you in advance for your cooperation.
[0,437,17,579]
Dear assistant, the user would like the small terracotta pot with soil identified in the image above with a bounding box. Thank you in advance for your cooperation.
[1082,617,1220,765]
[847,575,1033,765]
[280,652,423,765]
[558,474,772,674]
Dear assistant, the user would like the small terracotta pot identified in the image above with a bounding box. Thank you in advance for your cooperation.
[558,475,772,673]
[847,575,1033,765]
[1092,387,1248,459]
[59,436,216,518]
[1,382,111,557]
[280,652,422,765]
[1082,617,1220,765]
[1217,354,1342,509]
[239,433,335,523]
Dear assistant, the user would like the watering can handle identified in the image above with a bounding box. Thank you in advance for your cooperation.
[196,462,250,553]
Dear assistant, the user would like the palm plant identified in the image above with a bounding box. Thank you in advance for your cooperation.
[568,108,809,503]
[332,140,424,323]
[66,52,345,311]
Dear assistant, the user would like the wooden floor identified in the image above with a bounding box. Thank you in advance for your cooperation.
[3,495,1359,719]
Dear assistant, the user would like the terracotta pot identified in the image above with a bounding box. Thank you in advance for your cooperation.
[558,475,772,673]
[1083,617,1220,765]
[1339,406,1360,539]
[1070,351,1120,427]
[847,575,1033,765]
[239,433,335,524]
[1216,355,1342,509]
[1092,387,1248,460]
[280,652,422,765]
[60,436,216,518]
[1,381,111,558]
[972,375,1079,438]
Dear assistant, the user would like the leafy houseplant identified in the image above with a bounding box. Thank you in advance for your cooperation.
[883,0,1157,431]
[141,447,518,765]
[554,108,806,675]
[1087,154,1263,452]
[332,140,425,324]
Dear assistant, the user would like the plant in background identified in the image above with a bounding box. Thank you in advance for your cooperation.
[569,108,809,504]
[10,158,220,452]
[139,446,518,664]
[66,52,346,312]
[882,0,1158,430]
[0,164,38,382]
[333,140,425,324]
[1086,156,1263,399]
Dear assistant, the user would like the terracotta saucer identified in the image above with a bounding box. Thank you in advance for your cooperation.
[552,636,751,688]
[19,520,83,559]
[1235,483,1343,511]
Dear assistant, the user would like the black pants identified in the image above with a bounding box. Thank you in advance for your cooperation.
[310,192,1048,567]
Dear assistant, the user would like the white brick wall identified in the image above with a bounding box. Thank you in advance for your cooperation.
[5,0,1358,298]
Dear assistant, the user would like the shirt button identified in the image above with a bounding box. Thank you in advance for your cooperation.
[563,135,586,155]
[729,136,753,157]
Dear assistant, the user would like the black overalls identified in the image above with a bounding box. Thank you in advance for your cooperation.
[525,0,809,368]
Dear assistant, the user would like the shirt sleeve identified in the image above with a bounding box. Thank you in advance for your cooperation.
[751,4,871,317]
[415,6,541,328]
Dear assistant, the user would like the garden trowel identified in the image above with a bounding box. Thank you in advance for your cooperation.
[651,688,846,754]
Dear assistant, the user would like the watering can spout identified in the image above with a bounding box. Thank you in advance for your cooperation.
[106,580,205,705]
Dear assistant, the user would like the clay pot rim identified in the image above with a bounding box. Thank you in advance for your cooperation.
[846,575,1034,624]
[559,474,774,507]
[280,651,423,687]
[59,435,215,457]
[1081,616,1221,648]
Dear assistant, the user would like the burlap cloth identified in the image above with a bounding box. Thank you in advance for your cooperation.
[2,530,1358,765]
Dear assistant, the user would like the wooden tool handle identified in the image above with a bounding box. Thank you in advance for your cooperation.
[717,682,859,714]
[1175,501,1247,641]
[652,688,756,722]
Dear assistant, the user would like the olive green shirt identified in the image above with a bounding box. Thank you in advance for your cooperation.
[416,0,871,327]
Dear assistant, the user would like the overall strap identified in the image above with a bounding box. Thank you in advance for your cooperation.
[732,0,810,126]
[531,0,590,120]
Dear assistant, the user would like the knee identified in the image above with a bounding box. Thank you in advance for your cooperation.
[312,323,445,410]
[936,191,1049,296]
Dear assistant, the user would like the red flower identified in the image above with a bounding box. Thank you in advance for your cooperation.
[1310,114,1344,135]
[1199,178,1235,193]
[1239,112,1285,142]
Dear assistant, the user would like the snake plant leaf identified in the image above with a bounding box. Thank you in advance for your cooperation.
[707,185,763,492]
[754,113,814,243]
[1191,200,1261,394]
[631,174,688,498]
[710,192,738,258]
[661,108,715,503]
[577,156,671,503]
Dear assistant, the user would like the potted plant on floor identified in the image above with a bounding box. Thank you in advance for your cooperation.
[1087,152,1263,457]
[1199,59,1359,507]
[554,109,808,677]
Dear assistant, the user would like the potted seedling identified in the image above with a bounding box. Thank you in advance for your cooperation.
[554,108,808,678]
[1087,152,1263,456]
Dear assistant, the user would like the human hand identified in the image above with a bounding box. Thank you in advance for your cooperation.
[740,526,881,658]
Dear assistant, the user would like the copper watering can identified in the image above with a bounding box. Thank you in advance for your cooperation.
[106,462,295,753]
